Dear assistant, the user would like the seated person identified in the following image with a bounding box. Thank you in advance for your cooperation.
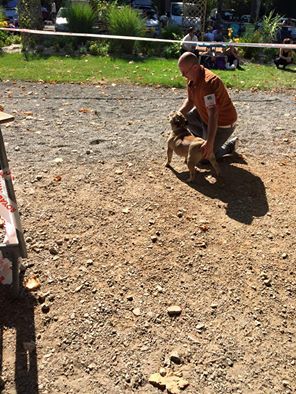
[180,27,199,56]
[200,47,216,69]
[204,27,215,42]
[274,38,294,69]
[224,44,240,69]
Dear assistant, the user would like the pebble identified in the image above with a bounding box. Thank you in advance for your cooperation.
[196,323,205,333]
[132,308,141,316]
[159,368,166,377]
[167,305,182,316]
[41,304,50,314]
[170,351,182,364]
[49,246,59,255]
[151,235,158,243]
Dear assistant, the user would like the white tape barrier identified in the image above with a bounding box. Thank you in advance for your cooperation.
[0,27,296,49]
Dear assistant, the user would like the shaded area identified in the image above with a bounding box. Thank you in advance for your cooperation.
[169,158,268,224]
[0,286,38,394]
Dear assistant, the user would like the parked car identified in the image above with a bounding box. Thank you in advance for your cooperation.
[4,7,18,26]
[133,5,160,37]
[55,7,68,32]
[169,2,201,31]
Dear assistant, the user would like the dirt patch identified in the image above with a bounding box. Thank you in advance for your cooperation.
[0,81,295,394]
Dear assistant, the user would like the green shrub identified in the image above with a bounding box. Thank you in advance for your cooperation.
[87,40,109,56]
[67,3,96,33]
[260,11,282,43]
[107,5,145,55]
[240,11,282,62]
[239,29,261,60]
[161,25,183,39]
[160,28,183,59]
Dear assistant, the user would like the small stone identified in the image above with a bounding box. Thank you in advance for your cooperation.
[211,303,218,309]
[151,235,158,243]
[196,323,205,332]
[167,305,182,317]
[41,304,50,314]
[132,308,141,316]
[126,294,133,301]
[263,278,272,287]
[282,253,288,259]
[49,247,59,255]
[159,368,166,377]
[38,293,46,304]
[170,351,182,364]
[177,211,183,218]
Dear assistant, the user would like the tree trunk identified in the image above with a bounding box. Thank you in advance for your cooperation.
[251,0,261,23]
[217,0,223,15]
[18,0,43,52]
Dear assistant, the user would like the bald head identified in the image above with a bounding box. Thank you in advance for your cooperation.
[178,52,198,68]
[178,52,200,81]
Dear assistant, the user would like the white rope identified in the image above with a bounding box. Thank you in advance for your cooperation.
[0,27,296,49]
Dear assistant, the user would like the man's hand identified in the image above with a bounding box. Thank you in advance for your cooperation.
[201,140,214,159]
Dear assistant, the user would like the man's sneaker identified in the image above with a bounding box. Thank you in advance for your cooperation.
[227,137,239,154]
[220,137,239,157]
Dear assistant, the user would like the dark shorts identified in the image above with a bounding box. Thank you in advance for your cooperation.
[186,108,236,156]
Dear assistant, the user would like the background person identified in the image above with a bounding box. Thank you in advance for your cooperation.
[180,27,199,56]
[274,38,294,69]
[224,44,241,70]
[177,52,238,160]
[51,1,57,23]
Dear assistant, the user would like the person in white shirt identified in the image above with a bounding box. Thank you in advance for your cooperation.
[181,27,199,56]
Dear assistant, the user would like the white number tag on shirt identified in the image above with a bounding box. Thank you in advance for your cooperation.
[204,94,216,108]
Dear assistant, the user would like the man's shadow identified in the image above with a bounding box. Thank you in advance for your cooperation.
[169,156,269,224]
[0,283,38,394]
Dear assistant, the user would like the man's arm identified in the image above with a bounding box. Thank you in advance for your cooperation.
[201,104,218,159]
[179,97,194,116]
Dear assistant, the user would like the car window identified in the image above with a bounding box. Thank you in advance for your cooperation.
[171,4,182,16]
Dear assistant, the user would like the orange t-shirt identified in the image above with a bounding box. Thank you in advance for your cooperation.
[187,66,237,126]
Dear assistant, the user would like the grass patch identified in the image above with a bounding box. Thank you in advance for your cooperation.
[0,53,295,90]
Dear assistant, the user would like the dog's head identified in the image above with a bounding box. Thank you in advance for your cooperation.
[168,111,188,133]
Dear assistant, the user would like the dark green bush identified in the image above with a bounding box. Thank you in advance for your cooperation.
[160,28,183,59]
[107,5,145,55]
[67,3,96,33]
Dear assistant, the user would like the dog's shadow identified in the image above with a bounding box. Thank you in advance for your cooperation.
[168,156,269,225]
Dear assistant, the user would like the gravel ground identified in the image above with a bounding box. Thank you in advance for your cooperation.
[0,81,295,394]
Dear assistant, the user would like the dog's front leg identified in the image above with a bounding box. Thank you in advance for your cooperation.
[165,146,173,167]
